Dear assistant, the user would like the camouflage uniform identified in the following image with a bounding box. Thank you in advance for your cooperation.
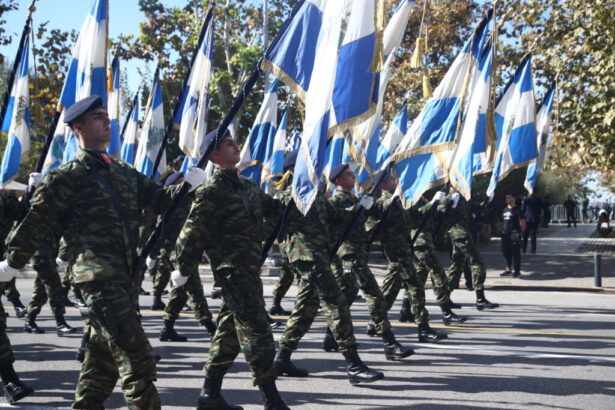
[6,149,177,409]
[271,246,295,302]
[0,284,15,365]
[367,192,427,325]
[442,194,487,292]
[176,168,281,386]
[160,194,213,324]
[329,190,391,335]
[277,189,358,353]
[0,192,22,305]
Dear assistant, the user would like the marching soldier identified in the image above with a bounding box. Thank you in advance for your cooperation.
[0,189,27,318]
[327,164,413,357]
[443,190,499,310]
[174,131,289,410]
[0,96,206,409]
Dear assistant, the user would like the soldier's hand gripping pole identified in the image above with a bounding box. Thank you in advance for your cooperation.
[135,0,305,272]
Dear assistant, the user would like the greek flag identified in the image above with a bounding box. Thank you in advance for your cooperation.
[397,151,450,207]
[262,109,288,193]
[286,128,301,152]
[135,70,166,179]
[239,80,279,184]
[392,10,492,163]
[450,40,494,199]
[120,92,139,165]
[107,56,121,158]
[178,16,215,172]
[375,104,407,170]
[487,54,537,199]
[0,36,30,185]
[323,130,347,183]
[524,83,556,194]
[43,0,108,172]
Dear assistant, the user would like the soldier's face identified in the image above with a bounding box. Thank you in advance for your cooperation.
[212,136,240,168]
[381,175,396,191]
[335,169,356,190]
[73,108,111,146]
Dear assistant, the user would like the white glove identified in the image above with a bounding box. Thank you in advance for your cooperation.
[28,172,43,191]
[451,192,461,208]
[171,270,188,287]
[184,167,207,192]
[0,260,19,282]
[146,256,156,270]
[431,191,446,204]
[359,195,374,210]
[56,257,69,271]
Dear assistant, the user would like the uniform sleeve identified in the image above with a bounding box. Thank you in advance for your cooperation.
[262,190,284,219]
[6,171,71,269]
[175,184,217,277]
[136,169,181,214]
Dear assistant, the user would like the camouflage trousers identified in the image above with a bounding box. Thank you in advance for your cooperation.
[0,285,15,365]
[446,236,486,292]
[332,252,391,336]
[280,260,357,353]
[152,250,172,297]
[413,245,451,307]
[381,255,429,326]
[73,281,160,410]
[2,277,20,304]
[163,269,213,324]
[28,260,66,317]
[205,268,276,386]
[272,257,295,299]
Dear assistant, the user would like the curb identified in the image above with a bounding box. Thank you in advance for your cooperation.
[487,284,615,294]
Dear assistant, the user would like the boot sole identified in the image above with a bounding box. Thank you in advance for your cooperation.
[159,337,188,342]
[6,386,35,404]
[349,373,384,385]
[385,351,414,360]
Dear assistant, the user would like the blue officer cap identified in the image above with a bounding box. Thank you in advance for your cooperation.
[329,163,350,184]
[64,95,104,126]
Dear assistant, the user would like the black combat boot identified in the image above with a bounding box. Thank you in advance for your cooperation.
[365,321,376,337]
[269,295,290,316]
[159,319,188,342]
[440,304,467,326]
[322,327,339,352]
[0,361,34,405]
[398,298,413,322]
[476,290,499,310]
[72,287,87,308]
[151,294,166,310]
[139,286,150,296]
[418,323,448,343]
[201,318,217,335]
[342,349,384,385]
[447,299,462,310]
[259,381,290,410]
[266,313,283,329]
[55,314,77,336]
[10,299,26,319]
[381,329,414,360]
[62,287,73,309]
[24,312,44,334]
[210,288,222,299]
[197,376,243,410]
[275,347,308,377]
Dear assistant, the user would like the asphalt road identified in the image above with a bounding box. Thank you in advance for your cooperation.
[2,279,615,409]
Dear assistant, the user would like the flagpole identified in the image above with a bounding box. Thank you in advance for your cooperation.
[0,0,37,125]
[148,4,216,180]
[136,0,307,270]
[120,89,140,140]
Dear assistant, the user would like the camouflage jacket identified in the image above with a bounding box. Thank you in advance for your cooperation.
[277,188,353,264]
[176,167,281,277]
[6,148,177,283]
[367,190,412,261]
[0,192,20,242]
[328,190,368,257]
[150,193,193,258]
[440,193,471,239]
[408,197,439,248]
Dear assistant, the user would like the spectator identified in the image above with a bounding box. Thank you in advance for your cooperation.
[543,195,551,227]
[500,194,526,278]
[563,196,578,227]
[521,190,542,253]
[581,196,590,223]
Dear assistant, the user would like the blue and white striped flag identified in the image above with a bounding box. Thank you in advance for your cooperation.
[135,70,166,179]
[107,55,121,158]
[0,36,31,185]
[286,128,301,152]
[375,104,407,170]
[120,92,139,165]
[262,108,288,193]
[524,83,556,194]
[178,17,215,172]
[450,40,494,199]
[239,80,279,184]
[43,0,108,172]
[396,151,450,207]
[323,130,347,184]
[487,54,537,199]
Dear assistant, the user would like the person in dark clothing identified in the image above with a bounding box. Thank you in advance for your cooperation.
[521,191,542,253]
[581,196,590,223]
[543,195,551,227]
[563,196,577,227]
[500,194,526,278]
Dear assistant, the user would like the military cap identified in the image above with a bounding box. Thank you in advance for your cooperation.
[283,150,298,171]
[373,167,392,187]
[64,95,104,126]
[329,163,350,183]
[164,172,184,186]
[203,128,232,152]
